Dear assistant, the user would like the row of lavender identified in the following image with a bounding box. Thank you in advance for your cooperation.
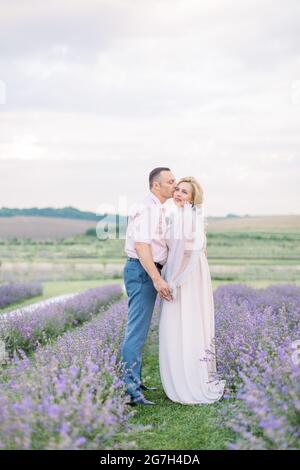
[214,284,300,450]
[0,284,122,356]
[0,282,43,309]
[0,299,140,450]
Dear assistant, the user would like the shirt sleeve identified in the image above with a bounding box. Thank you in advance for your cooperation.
[132,207,152,244]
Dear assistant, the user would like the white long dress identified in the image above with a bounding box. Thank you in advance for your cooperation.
[159,203,225,404]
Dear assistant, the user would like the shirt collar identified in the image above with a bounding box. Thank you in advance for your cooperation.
[149,191,166,207]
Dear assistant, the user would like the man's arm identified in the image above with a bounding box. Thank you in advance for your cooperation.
[135,242,172,301]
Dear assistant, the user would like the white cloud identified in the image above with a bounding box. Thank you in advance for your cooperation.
[0,0,299,215]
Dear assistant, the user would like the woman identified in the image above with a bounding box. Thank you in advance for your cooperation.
[159,176,225,404]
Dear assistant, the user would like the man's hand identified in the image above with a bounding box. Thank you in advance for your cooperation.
[134,242,172,301]
[153,277,173,301]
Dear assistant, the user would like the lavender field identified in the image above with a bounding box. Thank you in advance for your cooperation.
[0,282,43,309]
[0,282,299,450]
[0,299,136,450]
[214,284,300,450]
[0,284,122,355]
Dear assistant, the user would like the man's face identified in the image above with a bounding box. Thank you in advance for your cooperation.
[156,171,177,199]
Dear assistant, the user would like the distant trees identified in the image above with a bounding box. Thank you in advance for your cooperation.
[0,206,100,220]
[0,206,127,225]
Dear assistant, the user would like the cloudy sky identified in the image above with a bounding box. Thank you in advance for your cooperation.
[0,0,299,216]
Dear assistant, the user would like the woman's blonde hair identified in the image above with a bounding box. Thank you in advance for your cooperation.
[177,176,204,207]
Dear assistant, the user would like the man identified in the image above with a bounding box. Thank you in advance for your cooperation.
[120,167,177,406]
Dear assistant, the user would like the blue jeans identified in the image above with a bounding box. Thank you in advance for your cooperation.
[120,259,158,399]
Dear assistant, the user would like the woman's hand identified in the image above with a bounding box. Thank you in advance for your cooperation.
[153,276,173,301]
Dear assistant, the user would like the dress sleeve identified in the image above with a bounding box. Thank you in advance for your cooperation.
[166,205,206,294]
[187,205,206,252]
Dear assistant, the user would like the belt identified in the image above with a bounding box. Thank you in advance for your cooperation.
[127,257,163,271]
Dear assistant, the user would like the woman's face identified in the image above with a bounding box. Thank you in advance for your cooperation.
[173,182,193,207]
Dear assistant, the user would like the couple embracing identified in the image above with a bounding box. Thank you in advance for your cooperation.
[120,167,225,406]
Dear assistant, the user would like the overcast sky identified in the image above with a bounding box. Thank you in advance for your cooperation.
[0,0,299,216]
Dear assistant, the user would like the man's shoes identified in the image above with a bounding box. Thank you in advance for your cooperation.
[140,383,158,391]
[126,396,156,406]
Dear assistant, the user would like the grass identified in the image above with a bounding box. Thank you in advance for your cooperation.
[0,278,123,314]
[1,227,299,285]
[1,229,300,261]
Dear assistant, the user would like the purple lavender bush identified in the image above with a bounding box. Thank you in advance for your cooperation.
[213,283,300,449]
[0,284,122,355]
[0,299,141,450]
[0,282,43,309]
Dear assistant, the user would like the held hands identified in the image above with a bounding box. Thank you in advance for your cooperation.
[153,276,173,301]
